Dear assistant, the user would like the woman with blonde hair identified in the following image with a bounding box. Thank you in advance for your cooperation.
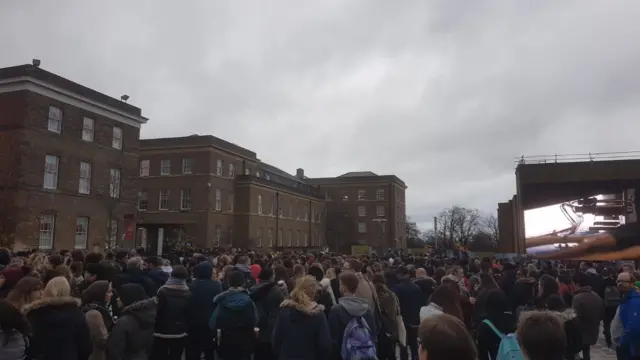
[22,276,93,360]
[5,276,43,310]
[272,276,331,360]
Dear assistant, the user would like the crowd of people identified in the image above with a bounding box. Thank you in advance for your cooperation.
[0,246,639,360]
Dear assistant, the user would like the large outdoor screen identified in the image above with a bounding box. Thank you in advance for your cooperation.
[524,191,640,260]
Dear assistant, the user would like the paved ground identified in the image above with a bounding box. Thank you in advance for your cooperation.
[591,332,617,360]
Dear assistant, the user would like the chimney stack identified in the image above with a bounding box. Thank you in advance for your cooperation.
[296,168,305,179]
[32,59,41,67]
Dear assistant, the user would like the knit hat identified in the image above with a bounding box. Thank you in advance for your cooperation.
[118,283,148,307]
[250,264,262,281]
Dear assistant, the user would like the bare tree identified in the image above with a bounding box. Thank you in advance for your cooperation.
[406,218,424,248]
[482,214,499,247]
[103,168,122,250]
[434,206,482,248]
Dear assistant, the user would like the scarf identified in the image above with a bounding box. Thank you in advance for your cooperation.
[81,302,115,331]
[165,277,186,287]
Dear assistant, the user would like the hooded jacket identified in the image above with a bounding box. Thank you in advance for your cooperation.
[208,288,258,331]
[23,296,93,360]
[272,300,331,360]
[250,281,285,343]
[328,296,378,360]
[106,298,157,360]
[555,309,583,358]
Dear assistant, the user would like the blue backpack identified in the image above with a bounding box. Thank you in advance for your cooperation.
[341,316,378,360]
[482,320,524,360]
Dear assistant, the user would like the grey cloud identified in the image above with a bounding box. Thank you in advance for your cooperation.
[2,0,640,229]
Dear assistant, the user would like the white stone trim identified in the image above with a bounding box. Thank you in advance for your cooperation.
[0,76,148,128]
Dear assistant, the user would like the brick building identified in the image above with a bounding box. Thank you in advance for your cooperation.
[306,171,407,253]
[137,135,326,252]
[0,63,148,250]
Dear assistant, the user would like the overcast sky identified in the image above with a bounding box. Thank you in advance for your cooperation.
[2,1,640,231]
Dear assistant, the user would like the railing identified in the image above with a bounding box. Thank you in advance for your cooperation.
[515,151,640,164]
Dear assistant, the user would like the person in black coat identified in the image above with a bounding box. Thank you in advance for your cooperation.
[250,267,285,360]
[476,290,517,360]
[113,257,156,298]
[393,266,423,360]
[151,265,192,360]
[272,276,331,360]
[23,277,93,360]
[186,261,221,360]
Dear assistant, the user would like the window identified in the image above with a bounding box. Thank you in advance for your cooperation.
[159,190,169,210]
[358,222,367,233]
[357,189,366,200]
[228,193,234,211]
[75,217,89,249]
[340,207,348,216]
[78,161,92,194]
[215,189,222,211]
[139,160,150,176]
[214,226,221,246]
[311,231,316,246]
[358,206,366,217]
[303,232,308,246]
[265,173,270,180]
[138,191,148,211]
[82,117,94,141]
[325,191,332,200]
[376,188,385,201]
[269,197,274,215]
[112,127,122,149]
[181,189,192,210]
[228,227,233,243]
[268,228,273,247]
[278,228,283,246]
[376,205,385,217]
[43,155,59,189]
[216,160,223,176]
[245,168,250,175]
[303,205,308,221]
[109,168,121,198]
[182,158,193,174]
[257,195,263,214]
[287,230,292,247]
[38,214,55,249]
[311,207,315,222]
[47,106,62,133]
[228,163,235,178]
[341,192,349,201]
[256,171,261,178]
[381,221,386,233]
[256,227,263,247]
[109,220,118,248]
[295,231,300,246]
[160,159,171,175]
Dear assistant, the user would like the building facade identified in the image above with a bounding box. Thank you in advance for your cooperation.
[137,135,325,252]
[306,171,407,253]
[0,64,148,250]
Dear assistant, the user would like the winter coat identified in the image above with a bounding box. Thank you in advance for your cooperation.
[272,300,331,360]
[476,312,516,360]
[84,307,109,360]
[376,286,400,340]
[250,281,285,344]
[393,279,423,327]
[186,262,222,332]
[572,286,604,345]
[0,329,27,360]
[328,296,378,360]
[113,269,156,298]
[556,309,583,359]
[106,298,157,360]
[146,268,169,291]
[154,284,191,338]
[413,277,436,306]
[22,296,93,360]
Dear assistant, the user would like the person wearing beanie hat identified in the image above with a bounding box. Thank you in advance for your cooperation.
[151,265,191,358]
[106,283,157,360]
[186,261,221,360]
[250,264,262,284]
